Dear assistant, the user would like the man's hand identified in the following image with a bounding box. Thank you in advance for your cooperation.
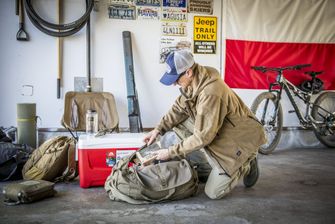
[143,129,160,145]
[155,149,170,161]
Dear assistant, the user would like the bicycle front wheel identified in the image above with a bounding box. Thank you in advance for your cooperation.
[251,92,283,154]
[312,91,335,148]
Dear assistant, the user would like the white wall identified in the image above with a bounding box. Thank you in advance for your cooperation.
[0,0,312,129]
[0,0,222,129]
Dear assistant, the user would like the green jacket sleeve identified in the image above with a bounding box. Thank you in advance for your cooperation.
[168,94,227,158]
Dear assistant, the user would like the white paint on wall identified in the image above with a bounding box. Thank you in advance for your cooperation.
[0,0,222,129]
[0,0,309,129]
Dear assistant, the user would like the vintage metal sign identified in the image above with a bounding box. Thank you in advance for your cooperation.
[110,0,135,5]
[161,8,187,22]
[162,0,187,8]
[136,0,161,7]
[137,7,160,20]
[159,37,191,63]
[108,4,136,20]
[162,22,187,36]
[193,16,217,54]
[189,0,213,15]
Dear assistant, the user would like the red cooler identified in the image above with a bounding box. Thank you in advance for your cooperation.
[78,133,145,188]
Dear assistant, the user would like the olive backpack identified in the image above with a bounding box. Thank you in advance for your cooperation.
[22,136,77,182]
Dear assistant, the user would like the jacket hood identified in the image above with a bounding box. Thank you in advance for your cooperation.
[180,64,220,100]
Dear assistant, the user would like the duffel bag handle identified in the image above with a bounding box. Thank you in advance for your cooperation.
[3,198,21,206]
[108,173,176,205]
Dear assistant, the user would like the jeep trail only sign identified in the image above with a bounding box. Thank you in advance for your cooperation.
[193,16,217,54]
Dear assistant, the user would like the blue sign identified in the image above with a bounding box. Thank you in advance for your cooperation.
[136,0,161,7]
[163,0,187,8]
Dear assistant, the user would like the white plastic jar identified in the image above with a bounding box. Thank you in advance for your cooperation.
[86,109,98,135]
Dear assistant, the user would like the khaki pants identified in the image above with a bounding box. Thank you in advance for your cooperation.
[173,119,212,180]
[204,152,256,199]
[173,118,257,199]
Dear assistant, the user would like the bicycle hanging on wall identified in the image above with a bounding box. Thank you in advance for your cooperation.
[251,64,335,154]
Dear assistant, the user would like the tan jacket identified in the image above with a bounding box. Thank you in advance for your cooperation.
[156,64,267,176]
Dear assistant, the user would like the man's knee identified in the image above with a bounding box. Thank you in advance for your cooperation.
[204,185,229,199]
[205,186,218,199]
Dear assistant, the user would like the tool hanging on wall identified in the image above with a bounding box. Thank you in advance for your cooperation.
[16,0,29,41]
[73,0,103,93]
[24,0,94,37]
[86,0,92,92]
[15,0,19,15]
[57,0,63,99]
[23,0,94,98]
[122,31,143,133]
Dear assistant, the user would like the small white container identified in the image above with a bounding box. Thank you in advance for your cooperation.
[86,109,98,135]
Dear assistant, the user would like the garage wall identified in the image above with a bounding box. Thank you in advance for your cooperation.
[0,0,223,129]
[0,0,333,131]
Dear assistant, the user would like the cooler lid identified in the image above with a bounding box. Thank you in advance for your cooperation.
[78,133,146,149]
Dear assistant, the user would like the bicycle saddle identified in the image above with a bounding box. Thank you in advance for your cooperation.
[305,71,323,78]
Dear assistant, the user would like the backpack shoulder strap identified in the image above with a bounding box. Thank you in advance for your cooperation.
[54,138,78,182]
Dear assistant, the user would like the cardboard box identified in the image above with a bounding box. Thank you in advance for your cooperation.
[78,133,145,188]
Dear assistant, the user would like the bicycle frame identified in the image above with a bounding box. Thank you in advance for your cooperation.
[265,71,326,129]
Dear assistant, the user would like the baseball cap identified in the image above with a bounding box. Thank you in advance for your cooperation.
[160,49,195,86]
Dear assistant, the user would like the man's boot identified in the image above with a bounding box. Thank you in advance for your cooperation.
[243,157,259,188]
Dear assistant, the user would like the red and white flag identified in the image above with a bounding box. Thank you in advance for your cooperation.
[224,0,335,90]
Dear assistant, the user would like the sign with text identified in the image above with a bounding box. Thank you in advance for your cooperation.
[161,8,187,22]
[159,37,191,63]
[108,4,136,20]
[110,0,135,5]
[162,0,187,8]
[162,22,187,36]
[137,7,160,20]
[136,0,161,7]
[189,0,213,15]
[193,16,216,54]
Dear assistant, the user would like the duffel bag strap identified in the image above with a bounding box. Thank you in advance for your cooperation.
[3,198,21,206]
[3,192,25,206]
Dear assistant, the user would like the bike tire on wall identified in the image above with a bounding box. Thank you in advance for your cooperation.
[311,91,335,148]
[251,92,283,155]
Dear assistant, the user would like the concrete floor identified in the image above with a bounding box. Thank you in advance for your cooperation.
[0,146,335,224]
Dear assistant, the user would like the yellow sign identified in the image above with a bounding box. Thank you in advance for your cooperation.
[193,16,217,54]
[193,16,217,41]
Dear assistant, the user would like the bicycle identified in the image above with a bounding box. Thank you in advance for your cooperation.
[250,64,335,154]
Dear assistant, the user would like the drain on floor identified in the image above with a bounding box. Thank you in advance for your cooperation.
[299,180,318,186]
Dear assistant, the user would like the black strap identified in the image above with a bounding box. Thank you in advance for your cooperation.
[0,157,19,182]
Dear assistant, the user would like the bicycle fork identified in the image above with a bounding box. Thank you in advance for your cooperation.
[262,82,283,127]
[261,92,281,127]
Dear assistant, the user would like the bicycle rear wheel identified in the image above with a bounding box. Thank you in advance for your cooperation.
[251,92,283,154]
[311,91,335,148]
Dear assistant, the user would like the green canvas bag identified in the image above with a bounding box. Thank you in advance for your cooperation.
[22,136,77,182]
[3,180,56,206]
[104,153,199,204]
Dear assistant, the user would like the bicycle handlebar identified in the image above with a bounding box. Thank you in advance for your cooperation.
[294,64,312,70]
[251,64,311,73]
[251,66,267,73]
